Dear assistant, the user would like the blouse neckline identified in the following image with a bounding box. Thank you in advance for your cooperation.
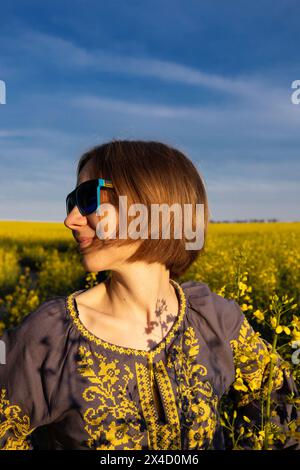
[65,278,187,358]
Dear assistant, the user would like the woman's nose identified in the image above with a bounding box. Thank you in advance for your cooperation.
[64,206,87,230]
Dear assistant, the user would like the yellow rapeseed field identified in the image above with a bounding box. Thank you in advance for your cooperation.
[0,220,299,449]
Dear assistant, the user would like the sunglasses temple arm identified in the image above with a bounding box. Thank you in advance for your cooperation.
[96,182,101,216]
[96,179,113,215]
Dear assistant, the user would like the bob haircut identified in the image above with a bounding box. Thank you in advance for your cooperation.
[76,139,211,280]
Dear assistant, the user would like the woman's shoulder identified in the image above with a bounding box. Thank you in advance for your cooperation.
[0,294,77,398]
[1,295,69,345]
[180,279,244,341]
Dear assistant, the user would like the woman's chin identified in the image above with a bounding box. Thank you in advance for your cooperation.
[81,256,105,273]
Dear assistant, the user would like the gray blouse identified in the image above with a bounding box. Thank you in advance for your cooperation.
[0,279,299,450]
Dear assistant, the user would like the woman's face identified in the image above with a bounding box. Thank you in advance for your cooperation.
[64,160,141,273]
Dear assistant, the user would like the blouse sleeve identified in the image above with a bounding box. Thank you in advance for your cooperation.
[225,300,300,450]
[0,297,66,450]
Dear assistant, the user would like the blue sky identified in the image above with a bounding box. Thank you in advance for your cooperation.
[0,0,299,222]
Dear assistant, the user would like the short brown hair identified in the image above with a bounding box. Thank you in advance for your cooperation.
[76,139,210,279]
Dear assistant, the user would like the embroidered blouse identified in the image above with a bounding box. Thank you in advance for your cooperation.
[0,279,299,450]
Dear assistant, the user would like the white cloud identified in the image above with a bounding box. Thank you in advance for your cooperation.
[3,29,284,102]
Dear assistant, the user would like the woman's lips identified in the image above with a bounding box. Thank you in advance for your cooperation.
[76,237,94,248]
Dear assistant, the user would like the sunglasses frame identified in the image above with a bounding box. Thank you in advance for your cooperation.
[66,178,114,216]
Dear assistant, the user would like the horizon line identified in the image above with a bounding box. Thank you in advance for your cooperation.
[0,218,299,224]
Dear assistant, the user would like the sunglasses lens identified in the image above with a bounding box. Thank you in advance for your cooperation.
[66,194,75,214]
[77,180,98,215]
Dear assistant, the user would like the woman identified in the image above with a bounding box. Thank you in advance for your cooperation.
[0,140,299,450]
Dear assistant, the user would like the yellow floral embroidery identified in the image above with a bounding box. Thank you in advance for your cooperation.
[77,324,220,450]
[155,360,181,430]
[166,326,219,450]
[135,358,181,449]
[0,388,33,450]
[229,316,288,407]
[77,346,144,450]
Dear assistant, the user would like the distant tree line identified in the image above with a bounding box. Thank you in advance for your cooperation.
[210,218,279,223]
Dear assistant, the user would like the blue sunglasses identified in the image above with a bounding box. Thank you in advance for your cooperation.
[66,178,114,216]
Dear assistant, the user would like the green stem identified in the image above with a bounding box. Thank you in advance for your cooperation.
[263,331,279,450]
